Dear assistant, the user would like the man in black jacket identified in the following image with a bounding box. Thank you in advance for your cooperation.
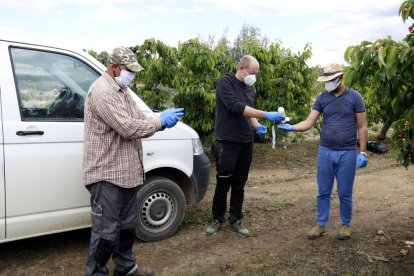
[206,55,285,237]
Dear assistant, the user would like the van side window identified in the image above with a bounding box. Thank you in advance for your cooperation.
[10,48,100,121]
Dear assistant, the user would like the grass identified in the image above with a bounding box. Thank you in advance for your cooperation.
[165,137,413,276]
[182,203,212,226]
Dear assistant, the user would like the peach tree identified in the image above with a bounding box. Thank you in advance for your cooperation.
[172,39,220,140]
[171,37,318,142]
[344,0,414,167]
[131,39,179,111]
[237,39,319,135]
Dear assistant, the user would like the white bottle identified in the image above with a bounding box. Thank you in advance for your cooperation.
[277,107,285,117]
[277,107,290,123]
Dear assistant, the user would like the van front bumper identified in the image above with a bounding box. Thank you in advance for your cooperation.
[190,153,211,203]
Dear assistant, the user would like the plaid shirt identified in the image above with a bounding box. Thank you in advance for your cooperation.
[83,73,163,188]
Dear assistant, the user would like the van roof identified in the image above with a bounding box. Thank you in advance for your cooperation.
[0,36,83,55]
[0,36,106,71]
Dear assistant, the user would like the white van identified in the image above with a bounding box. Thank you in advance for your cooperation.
[0,38,211,243]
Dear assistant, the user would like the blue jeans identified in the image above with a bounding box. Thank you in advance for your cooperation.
[316,146,356,227]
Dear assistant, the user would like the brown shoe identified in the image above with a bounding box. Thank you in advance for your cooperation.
[126,264,155,276]
[338,225,351,240]
[307,225,327,240]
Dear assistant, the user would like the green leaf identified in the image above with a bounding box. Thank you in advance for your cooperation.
[296,72,304,84]
[287,92,294,102]
[359,41,372,47]
[411,3,414,20]
[362,49,372,67]
[344,46,352,63]
[400,48,410,63]
[400,1,411,22]
[378,46,387,67]
[399,1,407,16]
[391,97,399,113]
[352,46,361,64]
[345,68,357,86]
[385,46,398,77]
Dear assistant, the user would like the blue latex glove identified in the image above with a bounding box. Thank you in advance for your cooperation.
[264,112,285,122]
[160,108,184,128]
[357,153,368,168]
[277,124,294,132]
[256,125,267,137]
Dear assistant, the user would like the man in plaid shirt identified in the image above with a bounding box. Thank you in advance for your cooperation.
[83,46,183,276]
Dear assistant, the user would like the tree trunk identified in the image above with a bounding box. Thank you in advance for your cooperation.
[377,119,393,141]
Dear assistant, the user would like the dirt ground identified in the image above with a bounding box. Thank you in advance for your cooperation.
[1,140,413,276]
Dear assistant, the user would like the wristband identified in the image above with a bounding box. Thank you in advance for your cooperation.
[360,152,367,157]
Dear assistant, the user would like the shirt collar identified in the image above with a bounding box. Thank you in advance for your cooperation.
[327,87,348,97]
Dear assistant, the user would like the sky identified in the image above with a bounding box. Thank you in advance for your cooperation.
[0,0,411,67]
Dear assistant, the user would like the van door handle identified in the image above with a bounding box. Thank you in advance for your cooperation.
[16,130,44,136]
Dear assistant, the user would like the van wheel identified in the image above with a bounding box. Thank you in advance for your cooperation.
[135,176,186,242]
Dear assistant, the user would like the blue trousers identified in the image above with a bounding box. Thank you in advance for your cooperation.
[316,146,357,227]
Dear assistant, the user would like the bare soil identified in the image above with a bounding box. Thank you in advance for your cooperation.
[1,140,413,276]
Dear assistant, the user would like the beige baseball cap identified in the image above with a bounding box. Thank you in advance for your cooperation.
[109,46,144,72]
[317,63,344,82]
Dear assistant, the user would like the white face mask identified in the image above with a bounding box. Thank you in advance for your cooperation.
[325,79,341,92]
[115,69,136,88]
[243,72,256,86]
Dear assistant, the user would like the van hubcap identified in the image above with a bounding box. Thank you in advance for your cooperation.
[141,191,174,228]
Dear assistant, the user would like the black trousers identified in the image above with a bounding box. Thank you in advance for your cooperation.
[212,140,253,224]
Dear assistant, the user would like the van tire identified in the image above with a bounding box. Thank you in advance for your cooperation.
[135,176,186,242]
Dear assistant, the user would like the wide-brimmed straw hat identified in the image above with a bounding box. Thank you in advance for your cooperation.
[317,63,344,82]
